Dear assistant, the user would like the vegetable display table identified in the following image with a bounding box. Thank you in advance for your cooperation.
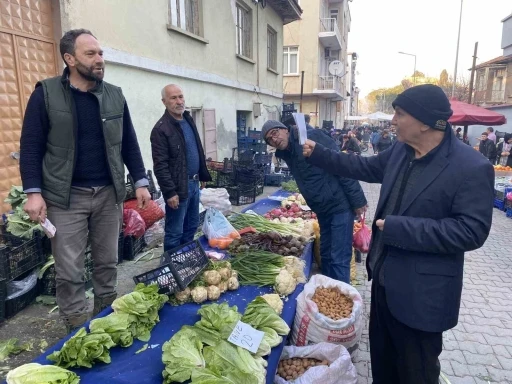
[24,191,313,384]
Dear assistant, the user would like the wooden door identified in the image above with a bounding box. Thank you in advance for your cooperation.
[0,0,57,213]
[203,109,217,161]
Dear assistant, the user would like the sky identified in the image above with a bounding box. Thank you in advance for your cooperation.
[348,0,512,97]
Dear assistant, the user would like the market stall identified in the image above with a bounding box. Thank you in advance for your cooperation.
[20,191,314,384]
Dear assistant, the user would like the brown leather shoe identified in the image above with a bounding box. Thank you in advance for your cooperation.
[93,292,117,317]
[63,313,89,334]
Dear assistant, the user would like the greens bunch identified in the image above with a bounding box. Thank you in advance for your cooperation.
[6,363,80,384]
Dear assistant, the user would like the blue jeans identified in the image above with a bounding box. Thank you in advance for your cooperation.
[318,210,354,283]
[164,181,200,252]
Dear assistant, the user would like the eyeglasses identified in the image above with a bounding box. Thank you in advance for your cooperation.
[265,129,280,144]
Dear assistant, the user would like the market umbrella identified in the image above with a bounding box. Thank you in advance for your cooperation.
[448,98,507,126]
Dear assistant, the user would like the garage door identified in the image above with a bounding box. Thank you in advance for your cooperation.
[0,0,58,213]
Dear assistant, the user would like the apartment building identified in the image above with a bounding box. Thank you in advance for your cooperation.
[0,0,301,211]
[282,0,350,128]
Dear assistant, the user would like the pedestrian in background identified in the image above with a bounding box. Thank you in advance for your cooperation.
[486,127,496,143]
[20,29,151,332]
[376,129,393,152]
[151,85,212,252]
[302,84,494,384]
[479,132,497,163]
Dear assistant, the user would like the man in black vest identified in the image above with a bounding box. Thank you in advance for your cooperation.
[151,85,211,252]
[302,84,494,383]
[20,29,150,332]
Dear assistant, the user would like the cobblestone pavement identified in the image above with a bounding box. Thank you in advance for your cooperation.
[353,181,512,384]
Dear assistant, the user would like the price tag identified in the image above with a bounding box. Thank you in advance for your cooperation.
[227,320,265,353]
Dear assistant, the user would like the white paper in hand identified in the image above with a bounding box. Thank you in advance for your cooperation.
[292,113,308,145]
[227,320,265,353]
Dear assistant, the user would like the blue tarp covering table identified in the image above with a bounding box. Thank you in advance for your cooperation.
[26,190,312,384]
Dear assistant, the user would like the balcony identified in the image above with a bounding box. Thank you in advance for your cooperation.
[319,18,342,50]
[313,76,344,100]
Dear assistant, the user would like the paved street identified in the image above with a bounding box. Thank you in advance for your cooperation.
[353,181,512,384]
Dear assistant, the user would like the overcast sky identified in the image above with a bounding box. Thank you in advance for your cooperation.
[348,0,511,97]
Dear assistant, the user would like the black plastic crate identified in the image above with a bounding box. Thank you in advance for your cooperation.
[282,103,296,112]
[495,189,505,201]
[0,278,6,320]
[265,174,284,186]
[247,129,262,140]
[125,171,158,201]
[123,235,146,261]
[4,279,40,319]
[254,153,273,165]
[117,232,124,264]
[134,240,208,294]
[0,231,44,281]
[198,210,206,229]
[226,184,257,206]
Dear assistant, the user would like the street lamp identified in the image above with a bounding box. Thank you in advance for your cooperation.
[398,51,417,85]
[452,0,464,98]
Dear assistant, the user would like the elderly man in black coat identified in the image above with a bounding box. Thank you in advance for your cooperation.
[302,84,494,384]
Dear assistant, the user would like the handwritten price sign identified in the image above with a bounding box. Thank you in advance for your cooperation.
[227,320,265,353]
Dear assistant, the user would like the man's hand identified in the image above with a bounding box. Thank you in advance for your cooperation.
[200,182,206,190]
[376,219,385,231]
[354,205,367,218]
[302,139,317,157]
[136,187,151,209]
[167,195,180,210]
[24,193,47,223]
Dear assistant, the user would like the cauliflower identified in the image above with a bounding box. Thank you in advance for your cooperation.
[230,270,239,279]
[190,286,208,303]
[218,281,228,293]
[275,269,297,296]
[207,285,221,300]
[283,256,307,284]
[218,268,231,281]
[174,287,191,303]
[227,276,239,291]
[261,294,284,314]
[203,270,222,285]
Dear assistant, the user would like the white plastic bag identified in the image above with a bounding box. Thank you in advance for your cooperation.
[291,274,363,349]
[202,208,238,239]
[274,343,357,384]
[200,188,231,214]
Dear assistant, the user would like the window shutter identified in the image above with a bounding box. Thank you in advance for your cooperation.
[244,9,252,58]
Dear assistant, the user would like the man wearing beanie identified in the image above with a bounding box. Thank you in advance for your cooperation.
[302,84,494,383]
[262,119,367,284]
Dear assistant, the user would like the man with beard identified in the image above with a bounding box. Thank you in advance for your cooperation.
[20,29,151,332]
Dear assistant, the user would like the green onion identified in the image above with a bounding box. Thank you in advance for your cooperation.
[229,213,302,237]
[230,250,284,287]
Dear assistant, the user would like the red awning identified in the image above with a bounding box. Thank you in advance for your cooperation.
[448,99,507,126]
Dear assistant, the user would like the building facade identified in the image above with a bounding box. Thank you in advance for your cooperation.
[282,0,350,128]
[345,51,359,118]
[467,12,512,144]
[0,0,301,211]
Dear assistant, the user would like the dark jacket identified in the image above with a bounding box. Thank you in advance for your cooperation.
[479,139,496,162]
[150,110,211,201]
[341,138,361,154]
[496,141,512,167]
[276,127,367,216]
[377,136,393,152]
[307,129,494,333]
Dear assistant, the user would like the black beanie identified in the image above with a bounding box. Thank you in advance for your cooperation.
[392,84,453,131]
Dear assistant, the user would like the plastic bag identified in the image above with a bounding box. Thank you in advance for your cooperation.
[507,191,512,201]
[353,213,371,253]
[202,208,239,249]
[200,188,231,214]
[144,218,165,249]
[124,199,164,229]
[291,274,363,350]
[274,343,357,384]
[7,270,38,300]
[123,208,146,238]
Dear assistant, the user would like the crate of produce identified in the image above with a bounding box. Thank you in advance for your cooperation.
[495,189,505,201]
[134,240,208,294]
[4,277,40,319]
[256,178,264,196]
[494,198,505,211]
[249,143,268,153]
[265,173,284,186]
[207,170,233,188]
[0,231,44,281]
[123,235,147,261]
[254,153,273,165]
[226,184,257,206]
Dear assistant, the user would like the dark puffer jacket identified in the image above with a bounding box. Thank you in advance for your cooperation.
[151,110,211,201]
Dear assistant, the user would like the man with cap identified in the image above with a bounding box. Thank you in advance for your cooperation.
[262,119,367,284]
[302,84,494,383]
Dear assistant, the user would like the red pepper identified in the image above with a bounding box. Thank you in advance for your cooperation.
[238,226,257,235]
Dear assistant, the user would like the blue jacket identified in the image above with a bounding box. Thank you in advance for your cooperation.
[307,129,494,333]
[370,132,381,146]
[276,127,367,216]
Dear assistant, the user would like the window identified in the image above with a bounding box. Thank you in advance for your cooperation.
[169,0,202,36]
[283,46,298,75]
[236,3,252,58]
[267,26,277,71]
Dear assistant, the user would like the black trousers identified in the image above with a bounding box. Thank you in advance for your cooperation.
[370,279,443,384]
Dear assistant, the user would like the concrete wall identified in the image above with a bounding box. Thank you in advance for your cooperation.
[56,0,288,166]
[465,106,512,146]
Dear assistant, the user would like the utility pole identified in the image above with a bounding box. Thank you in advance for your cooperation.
[464,42,478,137]
[452,0,464,98]
[299,71,305,112]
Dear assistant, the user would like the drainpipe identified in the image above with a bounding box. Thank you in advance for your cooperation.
[256,5,260,88]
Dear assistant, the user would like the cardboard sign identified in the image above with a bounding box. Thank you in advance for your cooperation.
[227,320,265,353]
[292,113,308,145]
